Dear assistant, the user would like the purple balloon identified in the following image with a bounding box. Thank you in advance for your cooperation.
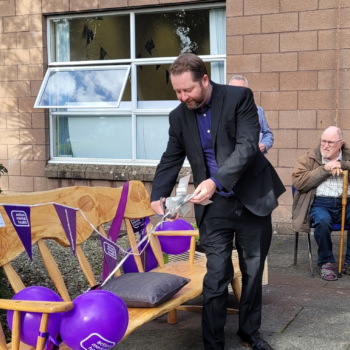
[7,286,63,347]
[156,219,193,255]
[123,242,158,273]
[60,290,128,350]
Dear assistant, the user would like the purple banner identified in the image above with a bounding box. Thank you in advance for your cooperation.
[54,204,77,256]
[99,235,119,275]
[129,217,150,236]
[4,205,32,260]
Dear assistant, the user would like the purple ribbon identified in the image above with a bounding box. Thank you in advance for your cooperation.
[38,332,60,350]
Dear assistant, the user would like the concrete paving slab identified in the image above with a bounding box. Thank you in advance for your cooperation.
[269,333,350,350]
[283,306,350,341]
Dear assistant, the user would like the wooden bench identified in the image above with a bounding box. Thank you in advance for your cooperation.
[0,181,242,350]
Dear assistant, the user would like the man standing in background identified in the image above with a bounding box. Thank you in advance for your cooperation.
[229,75,274,154]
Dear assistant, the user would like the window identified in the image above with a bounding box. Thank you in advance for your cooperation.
[35,66,130,108]
[40,4,226,164]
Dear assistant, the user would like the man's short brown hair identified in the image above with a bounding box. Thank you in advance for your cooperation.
[169,53,208,83]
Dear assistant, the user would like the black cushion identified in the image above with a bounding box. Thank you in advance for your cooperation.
[101,272,191,308]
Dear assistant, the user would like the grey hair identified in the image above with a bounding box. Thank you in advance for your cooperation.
[228,75,249,87]
[322,126,343,140]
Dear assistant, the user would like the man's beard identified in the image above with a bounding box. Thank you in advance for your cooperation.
[182,84,207,110]
[321,149,331,159]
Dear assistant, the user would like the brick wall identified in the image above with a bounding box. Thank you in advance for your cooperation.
[227,0,350,233]
[1,0,349,231]
[0,0,48,193]
[0,0,200,194]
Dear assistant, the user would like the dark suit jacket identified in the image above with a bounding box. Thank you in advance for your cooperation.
[151,82,285,226]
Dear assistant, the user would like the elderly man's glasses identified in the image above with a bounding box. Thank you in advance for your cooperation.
[321,139,343,146]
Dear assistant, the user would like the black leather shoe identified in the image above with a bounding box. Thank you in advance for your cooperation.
[238,331,273,350]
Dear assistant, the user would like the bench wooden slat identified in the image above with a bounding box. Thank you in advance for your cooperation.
[189,236,196,266]
[125,220,144,273]
[148,225,165,269]
[75,245,97,287]
[231,276,241,303]
[2,264,25,294]
[37,239,71,302]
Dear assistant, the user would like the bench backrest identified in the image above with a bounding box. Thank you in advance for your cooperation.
[0,181,155,302]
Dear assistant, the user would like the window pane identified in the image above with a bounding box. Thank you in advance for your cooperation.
[210,61,225,84]
[137,64,178,109]
[35,66,130,108]
[136,116,169,159]
[53,115,132,159]
[137,62,225,108]
[51,15,130,62]
[135,9,210,58]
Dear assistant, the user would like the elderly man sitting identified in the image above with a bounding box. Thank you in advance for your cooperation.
[292,126,350,281]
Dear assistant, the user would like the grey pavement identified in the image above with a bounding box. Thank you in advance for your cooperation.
[116,234,350,350]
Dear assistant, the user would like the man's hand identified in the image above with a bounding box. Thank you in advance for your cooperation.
[190,179,216,205]
[151,198,165,215]
[151,198,179,221]
[324,161,342,176]
[259,143,266,153]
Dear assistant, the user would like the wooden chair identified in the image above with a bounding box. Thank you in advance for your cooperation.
[0,181,242,350]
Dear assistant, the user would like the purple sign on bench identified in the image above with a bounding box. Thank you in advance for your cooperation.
[129,217,150,235]
[4,205,32,260]
[80,333,115,350]
[99,235,119,275]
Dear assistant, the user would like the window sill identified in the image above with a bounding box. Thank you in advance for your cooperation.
[45,163,193,182]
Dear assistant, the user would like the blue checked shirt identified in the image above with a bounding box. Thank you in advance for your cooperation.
[258,106,274,153]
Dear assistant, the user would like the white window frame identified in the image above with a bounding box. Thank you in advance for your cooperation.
[46,3,226,166]
[34,65,131,109]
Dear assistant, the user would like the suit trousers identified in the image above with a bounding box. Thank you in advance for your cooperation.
[199,194,272,350]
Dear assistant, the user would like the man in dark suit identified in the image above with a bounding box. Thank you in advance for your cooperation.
[151,53,285,350]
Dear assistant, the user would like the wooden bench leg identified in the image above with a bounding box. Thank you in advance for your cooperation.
[36,314,50,350]
[175,305,239,315]
[231,277,241,304]
[167,309,178,324]
[0,322,6,350]
[12,311,21,350]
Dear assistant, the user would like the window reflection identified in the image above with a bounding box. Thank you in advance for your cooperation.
[135,10,210,58]
[136,116,169,159]
[137,62,213,108]
[53,115,132,159]
[38,67,130,108]
[51,15,130,62]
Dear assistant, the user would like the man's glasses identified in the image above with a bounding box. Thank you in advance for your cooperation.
[321,139,343,147]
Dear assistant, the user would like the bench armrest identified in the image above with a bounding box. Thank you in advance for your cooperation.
[152,230,199,237]
[0,299,74,313]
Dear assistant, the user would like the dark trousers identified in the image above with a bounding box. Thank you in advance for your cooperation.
[310,196,350,266]
[199,194,272,350]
